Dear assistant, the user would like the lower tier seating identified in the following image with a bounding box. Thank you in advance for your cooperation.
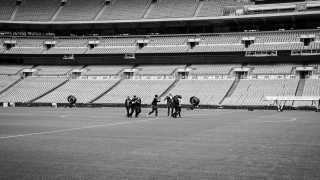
[0,77,67,103]
[95,79,174,104]
[36,79,119,103]
[222,79,299,106]
[294,79,320,107]
[165,79,234,105]
[0,75,20,91]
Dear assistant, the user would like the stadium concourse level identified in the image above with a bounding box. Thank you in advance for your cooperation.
[1,29,320,54]
[0,0,320,21]
[0,64,320,108]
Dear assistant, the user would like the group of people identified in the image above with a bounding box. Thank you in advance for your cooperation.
[164,93,182,118]
[124,95,142,118]
[124,93,182,118]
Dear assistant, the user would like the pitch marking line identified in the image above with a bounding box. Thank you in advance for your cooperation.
[263,118,297,123]
[0,119,154,140]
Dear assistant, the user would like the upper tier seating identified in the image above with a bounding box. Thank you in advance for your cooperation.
[223,79,299,106]
[0,75,20,91]
[200,34,243,45]
[250,64,294,74]
[190,64,238,75]
[0,77,66,103]
[36,79,119,103]
[14,0,60,21]
[190,44,245,52]
[137,45,189,53]
[0,0,16,20]
[198,0,253,17]
[86,47,136,54]
[148,36,188,45]
[137,65,183,75]
[146,0,197,19]
[55,0,105,21]
[166,79,234,105]
[83,65,130,75]
[98,0,150,20]
[36,66,77,75]
[0,65,32,75]
[95,79,174,104]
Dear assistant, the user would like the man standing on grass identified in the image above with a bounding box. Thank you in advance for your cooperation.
[125,96,131,117]
[148,94,160,117]
[164,93,173,117]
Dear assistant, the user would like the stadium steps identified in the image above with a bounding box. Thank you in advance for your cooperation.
[0,77,22,96]
[94,2,108,21]
[28,78,70,103]
[292,78,306,106]
[193,0,203,17]
[143,0,155,19]
[51,5,64,21]
[295,78,306,96]
[89,78,123,103]
[142,0,153,18]
[10,4,20,21]
[159,78,180,98]
[218,78,240,105]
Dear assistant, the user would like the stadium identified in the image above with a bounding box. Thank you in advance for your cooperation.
[0,0,320,179]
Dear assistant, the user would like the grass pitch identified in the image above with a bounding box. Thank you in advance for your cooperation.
[0,107,320,180]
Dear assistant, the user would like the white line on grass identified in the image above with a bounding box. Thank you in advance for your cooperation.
[263,118,297,123]
[0,119,153,140]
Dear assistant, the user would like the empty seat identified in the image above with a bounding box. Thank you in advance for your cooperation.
[36,79,119,103]
[0,77,66,103]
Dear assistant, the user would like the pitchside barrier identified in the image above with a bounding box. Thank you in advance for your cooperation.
[265,96,320,111]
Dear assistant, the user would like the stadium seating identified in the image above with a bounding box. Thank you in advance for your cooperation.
[36,79,119,103]
[98,0,150,20]
[0,30,319,55]
[250,64,294,74]
[86,46,136,54]
[294,79,320,107]
[95,79,174,104]
[0,0,16,20]
[0,75,20,91]
[44,47,87,54]
[137,65,183,75]
[0,65,31,75]
[55,0,105,21]
[223,79,299,106]
[137,45,189,53]
[36,66,77,75]
[14,0,61,21]
[190,64,237,75]
[166,79,234,105]
[83,65,130,75]
[146,0,197,18]
[0,77,67,103]
[200,34,242,45]
[148,36,189,45]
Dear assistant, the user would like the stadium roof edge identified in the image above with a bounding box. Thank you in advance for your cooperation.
[0,11,320,25]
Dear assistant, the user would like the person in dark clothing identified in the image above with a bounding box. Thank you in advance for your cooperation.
[189,96,200,110]
[135,97,142,117]
[129,95,138,117]
[148,95,160,117]
[164,93,174,117]
[129,95,142,118]
[125,96,131,117]
[172,95,182,118]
